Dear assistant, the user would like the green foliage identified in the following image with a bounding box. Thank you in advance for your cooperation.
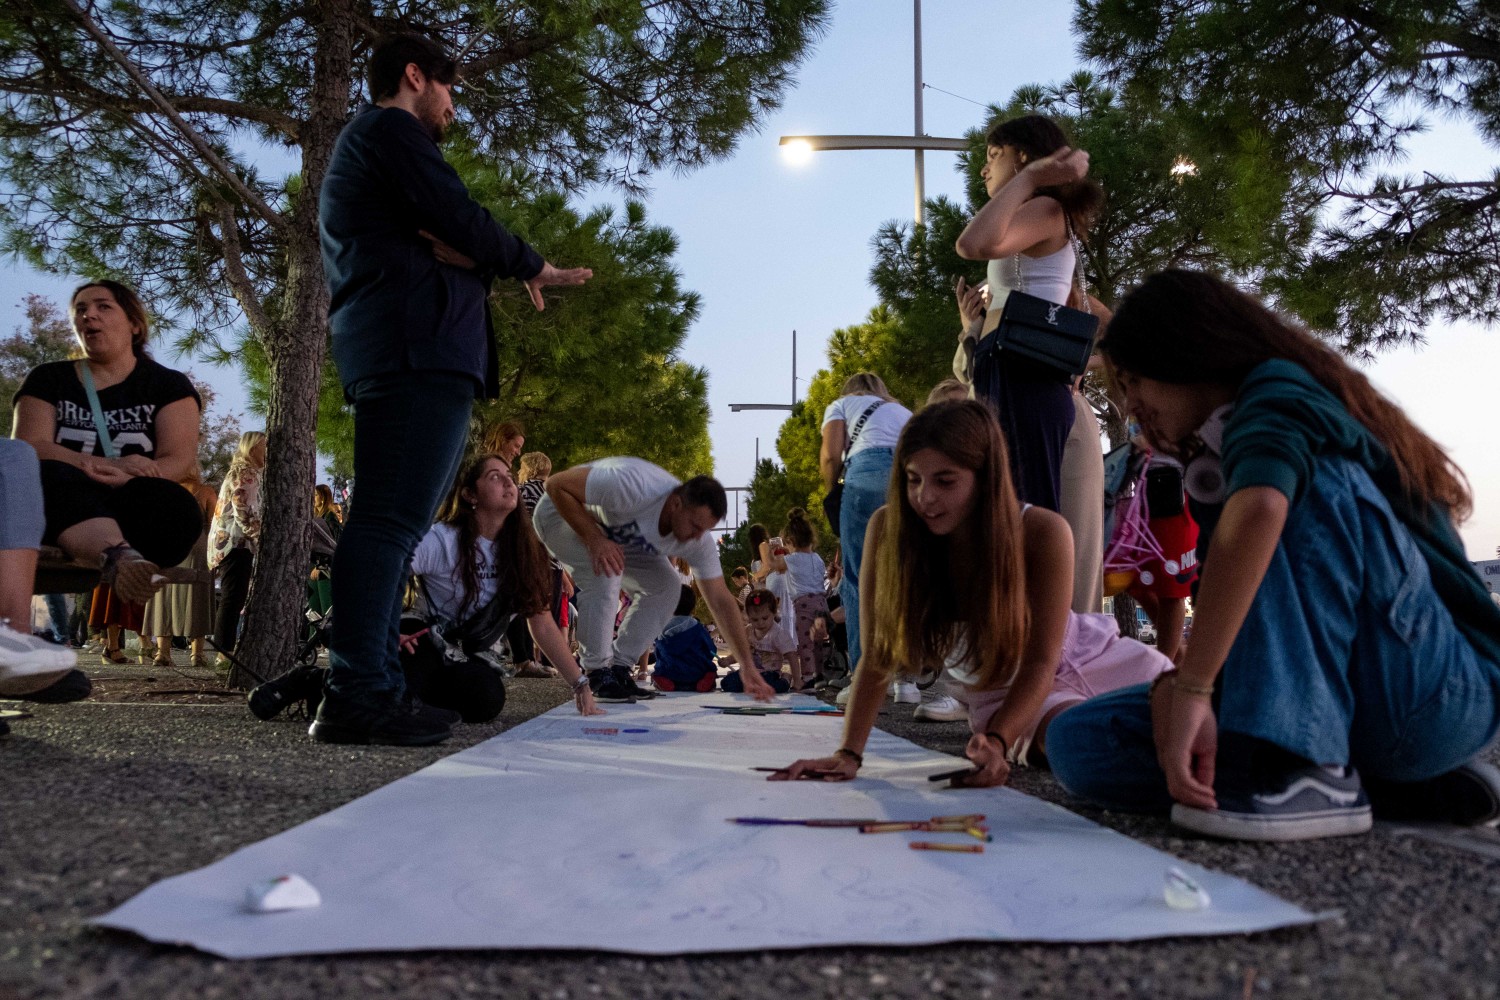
[1075,0,1500,351]
[0,0,833,347]
[262,161,716,483]
[0,294,75,437]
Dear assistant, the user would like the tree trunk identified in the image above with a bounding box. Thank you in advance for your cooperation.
[228,0,352,690]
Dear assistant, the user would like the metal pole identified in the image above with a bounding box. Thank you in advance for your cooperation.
[792,329,797,406]
[913,0,925,227]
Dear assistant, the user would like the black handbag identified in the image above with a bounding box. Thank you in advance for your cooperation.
[822,399,885,537]
[977,289,1098,380]
[971,225,1098,385]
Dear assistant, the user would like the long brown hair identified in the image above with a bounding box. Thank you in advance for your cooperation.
[1102,270,1472,521]
[435,454,550,619]
[865,400,1030,690]
[985,114,1105,242]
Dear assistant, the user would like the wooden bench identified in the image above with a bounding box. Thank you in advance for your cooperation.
[34,545,101,595]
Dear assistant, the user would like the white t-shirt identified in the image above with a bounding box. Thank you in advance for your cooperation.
[410,523,499,622]
[583,457,723,581]
[783,551,827,597]
[821,394,912,458]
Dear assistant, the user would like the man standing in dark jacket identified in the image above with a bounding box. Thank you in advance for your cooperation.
[314,33,590,746]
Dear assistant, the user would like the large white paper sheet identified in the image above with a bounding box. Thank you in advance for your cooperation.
[94,695,1320,958]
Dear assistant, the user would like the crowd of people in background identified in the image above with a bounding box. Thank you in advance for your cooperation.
[4,40,1498,846]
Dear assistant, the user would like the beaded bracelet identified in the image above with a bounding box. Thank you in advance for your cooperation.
[834,747,863,766]
[572,674,591,694]
[1170,674,1216,698]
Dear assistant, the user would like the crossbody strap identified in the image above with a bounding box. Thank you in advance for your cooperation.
[840,400,886,469]
[74,361,118,459]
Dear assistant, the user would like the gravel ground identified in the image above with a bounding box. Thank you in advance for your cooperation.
[2,656,1498,1000]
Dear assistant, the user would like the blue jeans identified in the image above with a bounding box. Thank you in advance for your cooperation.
[327,371,475,703]
[1048,457,1500,814]
[839,447,894,674]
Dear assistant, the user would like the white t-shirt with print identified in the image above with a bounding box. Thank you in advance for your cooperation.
[411,523,499,622]
[583,456,723,581]
[821,394,912,459]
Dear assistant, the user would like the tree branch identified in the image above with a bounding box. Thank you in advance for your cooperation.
[55,0,286,230]
[213,198,273,336]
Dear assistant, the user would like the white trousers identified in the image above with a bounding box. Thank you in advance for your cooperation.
[532,496,682,673]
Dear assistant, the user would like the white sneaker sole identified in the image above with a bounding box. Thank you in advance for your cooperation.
[913,707,969,723]
[1171,803,1372,842]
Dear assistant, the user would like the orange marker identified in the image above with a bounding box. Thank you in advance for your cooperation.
[909,841,984,853]
[860,821,928,833]
[931,814,986,824]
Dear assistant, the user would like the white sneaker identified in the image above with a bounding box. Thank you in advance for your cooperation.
[0,629,78,696]
[913,693,968,722]
[835,684,852,706]
[890,680,921,704]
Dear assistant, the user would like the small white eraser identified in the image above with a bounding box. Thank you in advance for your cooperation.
[1163,867,1210,911]
[244,874,321,913]
[150,574,167,584]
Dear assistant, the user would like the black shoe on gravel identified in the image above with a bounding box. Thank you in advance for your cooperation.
[1172,763,1372,842]
[248,664,327,721]
[1368,760,1500,827]
[308,693,452,746]
[13,669,91,704]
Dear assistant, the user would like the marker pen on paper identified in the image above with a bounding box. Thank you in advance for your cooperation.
[909,841,984,853]
[859,822,929,833]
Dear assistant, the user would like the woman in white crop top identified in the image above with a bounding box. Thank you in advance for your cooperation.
[951,114,1104,516]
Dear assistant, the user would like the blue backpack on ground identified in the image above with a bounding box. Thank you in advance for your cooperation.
[652,615,719,692]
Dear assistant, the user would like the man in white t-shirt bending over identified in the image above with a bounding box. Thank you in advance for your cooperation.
[533,456,775,703]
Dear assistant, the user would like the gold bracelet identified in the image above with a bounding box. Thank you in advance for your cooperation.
[1169,674,1216,698]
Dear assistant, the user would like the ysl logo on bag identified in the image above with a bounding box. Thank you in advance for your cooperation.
[1046,303,1060,326]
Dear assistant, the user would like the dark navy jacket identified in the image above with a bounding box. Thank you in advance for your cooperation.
[319,105,545,399]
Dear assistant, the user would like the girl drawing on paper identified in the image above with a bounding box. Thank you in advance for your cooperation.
[773,400,1168,787]
[1046,270,1500,841]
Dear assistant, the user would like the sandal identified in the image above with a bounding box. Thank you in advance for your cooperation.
[99,543,161,605]
[101,648,129,664]
[513,661,555,679]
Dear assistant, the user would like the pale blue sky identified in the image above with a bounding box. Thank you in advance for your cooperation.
[3,2,1494,558]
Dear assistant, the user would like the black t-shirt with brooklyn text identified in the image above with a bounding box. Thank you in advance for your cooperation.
[14,358,200,458]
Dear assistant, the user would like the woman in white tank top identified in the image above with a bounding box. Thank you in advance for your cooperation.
[950,115,1103,516]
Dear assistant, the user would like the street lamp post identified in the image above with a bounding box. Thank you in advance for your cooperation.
[778,1,966,226]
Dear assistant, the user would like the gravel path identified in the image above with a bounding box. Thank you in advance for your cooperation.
[2,658,1498,999]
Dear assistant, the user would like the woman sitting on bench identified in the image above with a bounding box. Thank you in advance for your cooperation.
[10,280,201,605]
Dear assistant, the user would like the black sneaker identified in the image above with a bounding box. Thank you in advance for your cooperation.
[1367,760,1500,827]
[611,663,657,700]
[405,696,462,728]
[1172,763,1372,842]
[13,669,91,704]
[248,664,327,721]
[308,693,452,746]
[588,668,635,704]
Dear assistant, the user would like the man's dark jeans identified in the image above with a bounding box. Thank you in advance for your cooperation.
[327,370,475,704]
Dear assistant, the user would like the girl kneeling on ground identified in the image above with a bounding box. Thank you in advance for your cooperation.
[774,399,1169,786]
[1046,269,1500,841]
[402,453,602,721]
